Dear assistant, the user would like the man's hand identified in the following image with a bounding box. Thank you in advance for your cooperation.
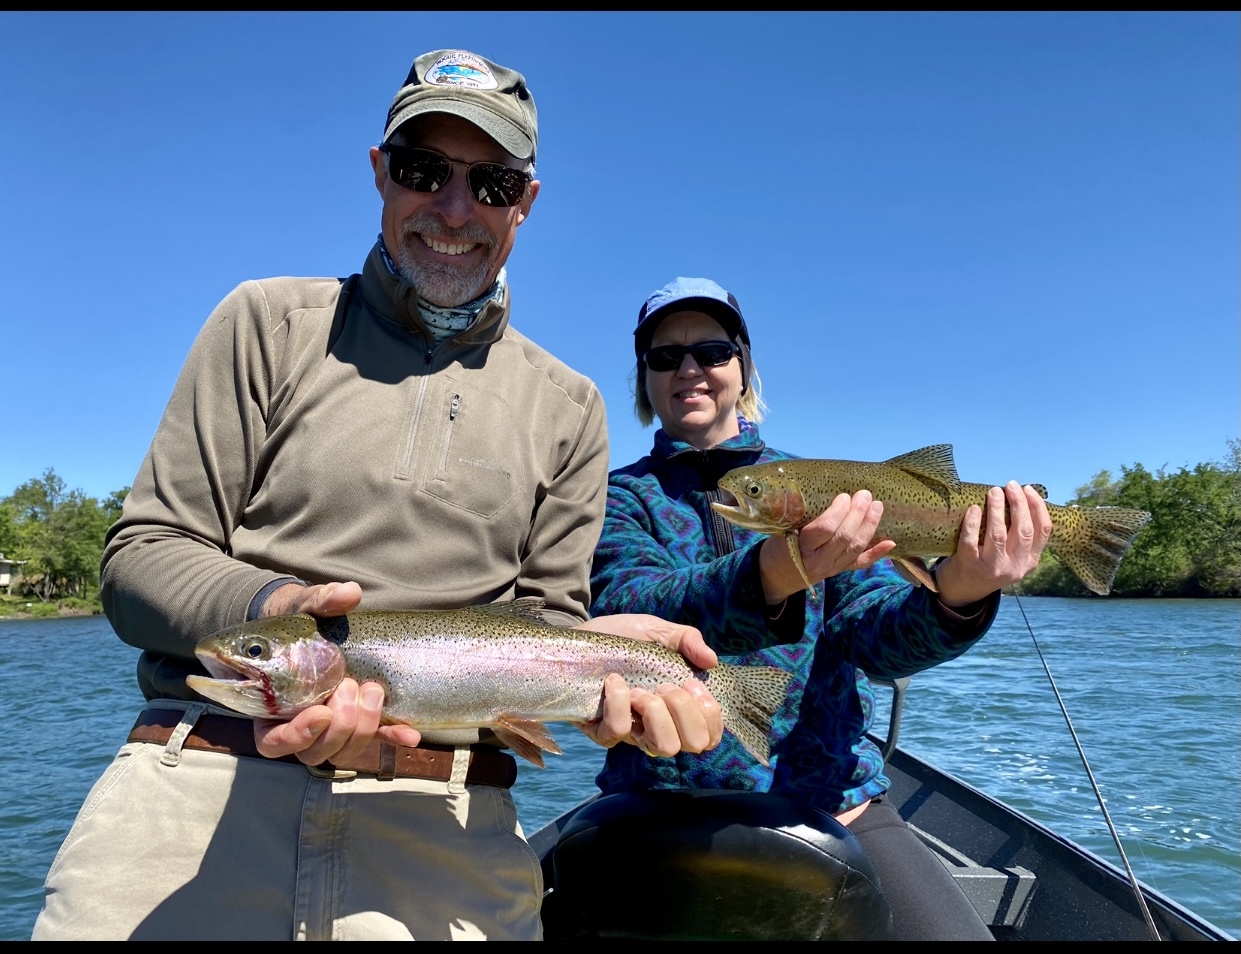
[252,579,421,765]
[573,614,723,759]
[760,490,897,602]
[258,580,363,619]
[933,481,1053,607]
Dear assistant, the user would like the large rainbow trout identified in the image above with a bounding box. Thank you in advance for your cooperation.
[186,598,793,767]
[710,444,1151,597]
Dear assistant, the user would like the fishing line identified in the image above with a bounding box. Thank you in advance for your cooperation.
[1011,590,1162,941]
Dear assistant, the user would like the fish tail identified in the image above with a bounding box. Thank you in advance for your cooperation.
[708,663,794,767]
[1047,505,1152,596]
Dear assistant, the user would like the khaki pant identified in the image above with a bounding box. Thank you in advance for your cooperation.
[32,704,543,940]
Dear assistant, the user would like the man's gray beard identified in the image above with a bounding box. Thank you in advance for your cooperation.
[393,214,498,306]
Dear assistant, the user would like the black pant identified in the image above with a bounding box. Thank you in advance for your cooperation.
[849,795,995,941]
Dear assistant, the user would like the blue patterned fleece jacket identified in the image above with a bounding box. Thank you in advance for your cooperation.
[590,425,999,814]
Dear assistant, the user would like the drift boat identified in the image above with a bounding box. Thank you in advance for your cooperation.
[529,678,1234,941]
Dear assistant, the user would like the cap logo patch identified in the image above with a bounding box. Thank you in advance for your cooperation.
[425,51,499,90]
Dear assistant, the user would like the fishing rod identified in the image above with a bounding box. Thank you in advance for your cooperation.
[1011,590,1162,942]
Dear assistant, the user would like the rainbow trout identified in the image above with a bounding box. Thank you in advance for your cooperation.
[185,598,793,767]
[710,444,1151,597]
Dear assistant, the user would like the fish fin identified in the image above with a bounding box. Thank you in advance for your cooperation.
[785,532,814,592]
[890,556,937,592]
[1031,483,1049,499]
[1047,506,1151,596]
[463,598,552,625]
[490,717,563,768]
[884,444,961,492]
[708,664,795,767]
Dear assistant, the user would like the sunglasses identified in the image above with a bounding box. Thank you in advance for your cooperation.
[643,340,739,373]
[379,144,532,208]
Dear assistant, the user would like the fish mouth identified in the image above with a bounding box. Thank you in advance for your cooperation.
[184,652,280,717]
[198,652,259,683]
[710,490,768,531]
[187,652,267,695]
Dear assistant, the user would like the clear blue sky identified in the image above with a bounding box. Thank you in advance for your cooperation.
[1,11,1237,506]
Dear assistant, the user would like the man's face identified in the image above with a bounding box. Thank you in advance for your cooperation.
[370,113,539,307]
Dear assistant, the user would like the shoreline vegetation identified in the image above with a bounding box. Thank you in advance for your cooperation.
[2,441,1238,619]
[0,595,102,620]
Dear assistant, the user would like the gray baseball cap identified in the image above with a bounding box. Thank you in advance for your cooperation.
[384,49,538,161]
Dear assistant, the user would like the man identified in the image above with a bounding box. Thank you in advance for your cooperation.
[32,49,721,941]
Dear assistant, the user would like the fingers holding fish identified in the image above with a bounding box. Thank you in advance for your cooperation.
[680,678,723,750]
[935,483,1054,607]
[1007,482,1053,571]
[579,673,635,748]
[579,673,722,758]
[253,678,421,766]
[983,482,1050,577]
[259,580,363,619]
[630,682,718,757]
[575,613,718,670]
[256,677,377,765]
[253,705,335,760]
[799,491,896,580]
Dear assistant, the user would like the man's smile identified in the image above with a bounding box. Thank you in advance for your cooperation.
[418,234,483,257]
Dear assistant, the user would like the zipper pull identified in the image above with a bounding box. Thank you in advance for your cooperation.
[449,393,460,420]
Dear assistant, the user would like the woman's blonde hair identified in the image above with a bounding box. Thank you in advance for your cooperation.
[632,357,767,427]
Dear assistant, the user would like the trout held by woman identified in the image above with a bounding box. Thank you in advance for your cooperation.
[710,444,1151,596]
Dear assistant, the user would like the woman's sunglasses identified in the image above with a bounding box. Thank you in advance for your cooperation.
[643,341,739,373]
[379,144,532,208]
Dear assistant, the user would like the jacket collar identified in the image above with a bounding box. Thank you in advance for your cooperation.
[359,241,511,347]
[651,424,766,463]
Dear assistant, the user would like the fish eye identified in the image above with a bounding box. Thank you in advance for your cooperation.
[243,640,268,659]
[746,482,763,498]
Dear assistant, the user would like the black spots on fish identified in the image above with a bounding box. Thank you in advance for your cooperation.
[466,597,555,625]
[884,444,962,492]
[704,663,793,766]
[1046,504,1152,595]
[318,615,351,645]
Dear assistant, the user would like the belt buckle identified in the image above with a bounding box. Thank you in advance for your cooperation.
[307,762,357,780]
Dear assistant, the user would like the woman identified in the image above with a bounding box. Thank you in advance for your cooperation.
[589,276,1052,940]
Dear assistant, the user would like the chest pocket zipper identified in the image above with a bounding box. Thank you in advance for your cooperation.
[437,393,461,475]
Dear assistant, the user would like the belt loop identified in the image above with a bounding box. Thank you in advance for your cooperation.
[448,746,470,794]
[377,742,398,781]
[159,703,206,767]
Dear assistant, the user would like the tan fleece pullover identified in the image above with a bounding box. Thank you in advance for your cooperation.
[102,244,609,701]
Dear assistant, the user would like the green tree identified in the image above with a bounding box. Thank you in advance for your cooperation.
[1021,440,1241,598]
[0,502,16,557]
[1,469,124,603]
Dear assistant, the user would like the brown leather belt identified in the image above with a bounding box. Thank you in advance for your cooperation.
[127,708,518,789]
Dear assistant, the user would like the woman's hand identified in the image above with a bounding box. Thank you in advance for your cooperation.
[573,614,723,758]
[760,490,897,602]
[933,481,1053,607]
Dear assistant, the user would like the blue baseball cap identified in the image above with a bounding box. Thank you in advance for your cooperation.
[634,277,752,394]
[633,277,751,359]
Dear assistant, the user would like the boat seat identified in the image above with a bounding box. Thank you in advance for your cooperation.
[543,790,894,940]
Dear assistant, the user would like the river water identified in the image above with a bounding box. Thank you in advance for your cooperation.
[1,597,1236,940]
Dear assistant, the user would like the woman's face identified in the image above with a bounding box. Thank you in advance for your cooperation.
[644,310,744,449]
